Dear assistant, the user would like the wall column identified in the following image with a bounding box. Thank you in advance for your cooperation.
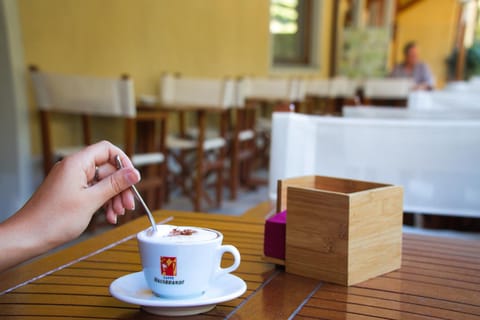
[0,0,32,221]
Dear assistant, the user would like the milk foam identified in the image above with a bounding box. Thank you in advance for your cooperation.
[139,225,218,243]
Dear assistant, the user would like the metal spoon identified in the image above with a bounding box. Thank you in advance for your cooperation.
[115,155,158,233]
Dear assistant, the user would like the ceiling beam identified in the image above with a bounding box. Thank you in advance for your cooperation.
[396,0,425,14]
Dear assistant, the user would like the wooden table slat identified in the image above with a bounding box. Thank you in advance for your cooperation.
[356,276,480,306]
[298,304,434,320]
[402,254,480,271]
[321,283,480,316]
[401,259,480,277]
[310,288,480,320]
[404,233,480,248]
[395,265,480,284]
[383,270,480,291]
[403,241,480,259]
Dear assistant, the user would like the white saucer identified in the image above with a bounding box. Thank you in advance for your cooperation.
[110,272,247,316]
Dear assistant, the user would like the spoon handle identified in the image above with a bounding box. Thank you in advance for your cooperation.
[114,155,158,232]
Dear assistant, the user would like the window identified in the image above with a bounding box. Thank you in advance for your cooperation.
[270,0,315,67]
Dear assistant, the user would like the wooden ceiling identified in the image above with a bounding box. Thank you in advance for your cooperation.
[396,0,425,13]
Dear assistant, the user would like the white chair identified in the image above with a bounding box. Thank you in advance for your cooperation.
[330,77,359,99]
[298,78,331,97]
[240,77,298,102]
[363,78,414,106]
[228,78,263,200]
[298,77,359,114]
[238,76,299,169]
[30,66,167,211]
[158,73,235,211]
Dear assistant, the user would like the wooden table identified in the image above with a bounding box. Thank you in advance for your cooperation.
[1,208,479,319]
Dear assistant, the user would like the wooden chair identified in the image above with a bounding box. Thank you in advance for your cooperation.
[158,73,235,212]
[362,78,413,107]
[300,77,359,115]
[299,78,332,114]
[228,78,257,200]
[240,76,299,170]
[29,66,167,213]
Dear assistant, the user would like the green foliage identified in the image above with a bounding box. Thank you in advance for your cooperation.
[447,41,480,80]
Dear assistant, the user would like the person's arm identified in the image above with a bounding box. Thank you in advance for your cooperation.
[389,63,404,78]
[414,63,435,90]
[0,141,140,272]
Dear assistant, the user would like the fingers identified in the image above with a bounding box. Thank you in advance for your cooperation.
[112,194,125,216]
[96,168,135,211]
[121,188,136,211]
[104,190,136,224]
[88,167,140,209]
[104,201,117,224]
[80,140,135,171]
[92,162,117,183]
[74,141,141,224]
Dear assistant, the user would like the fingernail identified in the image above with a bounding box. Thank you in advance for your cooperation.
[125,169,140,185]
[113,215,118,224]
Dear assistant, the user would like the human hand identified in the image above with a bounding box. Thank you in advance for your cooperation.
[9,141,141,249]
[412,83,432,91]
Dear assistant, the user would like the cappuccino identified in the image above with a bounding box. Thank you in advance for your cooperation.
[138,225,218,243]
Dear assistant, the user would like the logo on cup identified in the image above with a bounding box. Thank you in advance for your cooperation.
[160,256,177,276]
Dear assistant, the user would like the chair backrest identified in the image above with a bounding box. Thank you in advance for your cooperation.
[330,77,358,98]
[29,66,141,176]
[239,77,297,104]
[30,68,136,117]
[363,78,414,99]
[297,77,358,101]
[298,79,331,99]
[159,73,236,109]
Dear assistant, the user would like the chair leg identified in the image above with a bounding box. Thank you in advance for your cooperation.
[193,156,202,212]
[230,132,240,200]
[159,161,167,208]
[216,165,223,208]
[193,178,201,212]
[230,154,238,200]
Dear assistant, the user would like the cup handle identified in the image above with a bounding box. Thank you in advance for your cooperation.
[214,245,241,279]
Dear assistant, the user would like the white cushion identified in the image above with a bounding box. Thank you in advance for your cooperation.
[203,137,226,150]
[239,129,255,141]
[166,136,197,150]
[256,117,272,131]
[132,152,165,166]
[166,135,225,151]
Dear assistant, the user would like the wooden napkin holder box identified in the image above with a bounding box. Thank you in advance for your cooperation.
[276,175,403,286]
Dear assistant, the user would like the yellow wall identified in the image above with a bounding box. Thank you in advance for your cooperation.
[394,0,460,88]
[19,0,331,155]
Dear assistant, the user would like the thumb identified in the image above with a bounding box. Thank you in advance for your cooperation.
[89,167,141,203]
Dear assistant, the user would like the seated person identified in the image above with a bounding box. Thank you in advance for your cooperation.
[390,41,435,90]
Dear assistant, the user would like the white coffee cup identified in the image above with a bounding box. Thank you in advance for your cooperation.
[137,225,241,299]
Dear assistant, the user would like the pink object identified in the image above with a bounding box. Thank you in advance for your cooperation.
[263,210,286,260]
